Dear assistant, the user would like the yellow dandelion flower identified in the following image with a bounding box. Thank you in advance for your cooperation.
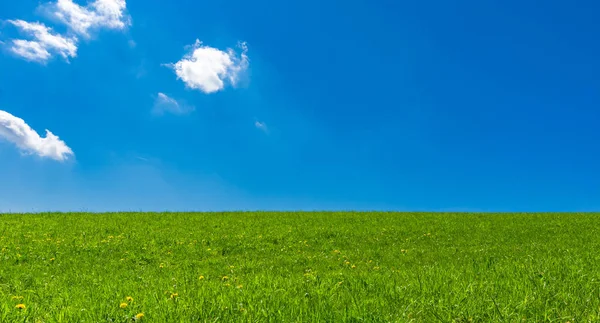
[236,284,243,289]
[222,275,229,280]
[351,265,356,269]
[50,258,55,261]
[16,304,26,309]
[198,275,205,280]
[126,296,134,302]
[120,302,128,308]
[135,313,144,320]
[159,263,164,268]
[170,293,178,299]
[333,250,340,254]
[344,261,350,265]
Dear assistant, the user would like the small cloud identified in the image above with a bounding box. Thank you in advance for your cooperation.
[255,120,268,133]
[7,20,77,63]
[152,92,195,116]
[42,0,131,38]
[128,39,136,48]
[0,110,73,161]
[166,39,249,94]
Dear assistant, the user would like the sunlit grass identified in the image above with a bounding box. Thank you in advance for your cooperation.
[0,212,599,322]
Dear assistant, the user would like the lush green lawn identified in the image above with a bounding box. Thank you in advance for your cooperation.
[0,212,599,322]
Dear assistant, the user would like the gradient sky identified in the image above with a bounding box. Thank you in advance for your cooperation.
[0,0,599,212]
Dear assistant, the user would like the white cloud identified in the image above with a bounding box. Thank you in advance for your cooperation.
[4,0,130,63]
[0,110,73,161]
[45,0,130,38]
[168,39,249,94]
[255,121,268,133]
[10,40,51,62]
[8,20,77,63]
[152,92,195,116]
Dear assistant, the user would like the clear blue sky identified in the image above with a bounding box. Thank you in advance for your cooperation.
[0,0,599,212]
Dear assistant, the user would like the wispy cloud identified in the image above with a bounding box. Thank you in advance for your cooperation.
[152,92,195,116]
[255,120,268,133]
[42,0,131,38]
[135,156,149,162]
[3,0,130,63]
[7,20,77,63]
[0,110,73,161]
[166,39,249,94]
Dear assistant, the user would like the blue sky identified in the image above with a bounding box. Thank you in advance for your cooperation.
[0,0,599,212]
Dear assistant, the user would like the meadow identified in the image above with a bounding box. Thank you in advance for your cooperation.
[0,212,599,322]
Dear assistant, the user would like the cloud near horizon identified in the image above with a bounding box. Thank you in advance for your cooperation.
[0,110,73,161]
[4,0,130,63]
[152,93,195,116]
[167,39,249,94]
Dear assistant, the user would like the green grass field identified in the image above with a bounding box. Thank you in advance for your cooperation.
[1,212,599,322]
